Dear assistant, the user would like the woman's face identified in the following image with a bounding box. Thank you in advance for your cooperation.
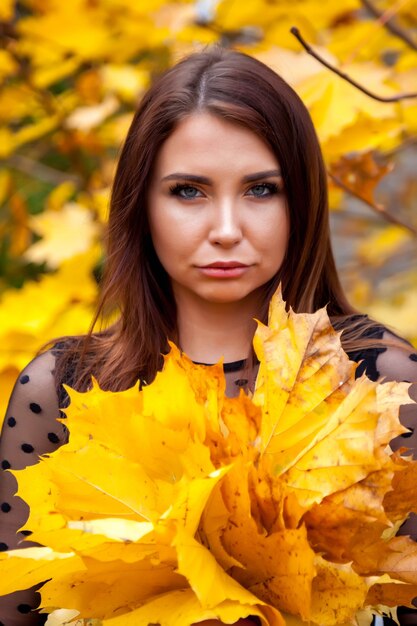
[147,113,289,309]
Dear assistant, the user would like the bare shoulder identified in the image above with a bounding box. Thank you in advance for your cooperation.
[376,330,417,384]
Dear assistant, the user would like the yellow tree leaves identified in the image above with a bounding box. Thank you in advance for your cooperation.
[1,291,416,625]
[0,249,99,428]
[253,47,401,161]
[24,202,100,268]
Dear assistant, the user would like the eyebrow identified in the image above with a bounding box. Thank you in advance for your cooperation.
[161,169,282,184]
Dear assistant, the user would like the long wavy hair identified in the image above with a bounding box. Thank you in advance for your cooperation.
[53,47,382,393]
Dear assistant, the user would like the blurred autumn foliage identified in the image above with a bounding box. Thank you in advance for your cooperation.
[1,0,417,418]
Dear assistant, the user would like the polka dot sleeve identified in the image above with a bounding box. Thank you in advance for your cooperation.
[0,350,67,625]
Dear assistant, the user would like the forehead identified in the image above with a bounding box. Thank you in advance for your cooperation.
[153,112,279,175]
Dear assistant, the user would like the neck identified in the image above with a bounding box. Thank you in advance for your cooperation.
[175,292,261,364]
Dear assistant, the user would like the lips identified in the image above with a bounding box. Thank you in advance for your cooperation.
[200,261,249,268]
[197,262,251,278]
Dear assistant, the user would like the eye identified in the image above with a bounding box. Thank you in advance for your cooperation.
[246,182,280,198]
[169,184,204,199]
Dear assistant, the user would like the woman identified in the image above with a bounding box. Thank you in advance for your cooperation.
[1,47,416,625]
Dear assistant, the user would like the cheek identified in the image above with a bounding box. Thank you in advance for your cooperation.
[258,208,289,264]
[150,228,176,271]
[148,214,197,278]
[148,213,173,271]
[150,209,204,255]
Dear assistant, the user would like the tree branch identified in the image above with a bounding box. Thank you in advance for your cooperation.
[290,26,417,102]
[8,154,82,187]
[361,0,417,53]
[328,171,417,236]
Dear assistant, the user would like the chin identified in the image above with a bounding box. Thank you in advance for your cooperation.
[199,286,259,305]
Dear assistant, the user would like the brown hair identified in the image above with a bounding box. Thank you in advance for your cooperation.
[52,47,387,393]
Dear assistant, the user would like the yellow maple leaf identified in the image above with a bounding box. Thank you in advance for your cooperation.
[252,46,401,160]
[100,588,282,626]
[24,202,100,268]
[253,292,410,510]
[0,547,85,597]
[298,63,398,144]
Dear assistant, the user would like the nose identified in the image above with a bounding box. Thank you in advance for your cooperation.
[208,198,243,247]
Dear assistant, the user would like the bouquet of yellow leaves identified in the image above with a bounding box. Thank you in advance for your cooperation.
[2,291,417,626]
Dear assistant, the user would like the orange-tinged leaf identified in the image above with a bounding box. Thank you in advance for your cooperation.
[366,578,417,608]
[245,526,315,621]
[304,470,395,561]
[384,457,417,523]
[218,464,316,619]
[310,557,368,626]
[330,152,393,210]
[358,535,417,584]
